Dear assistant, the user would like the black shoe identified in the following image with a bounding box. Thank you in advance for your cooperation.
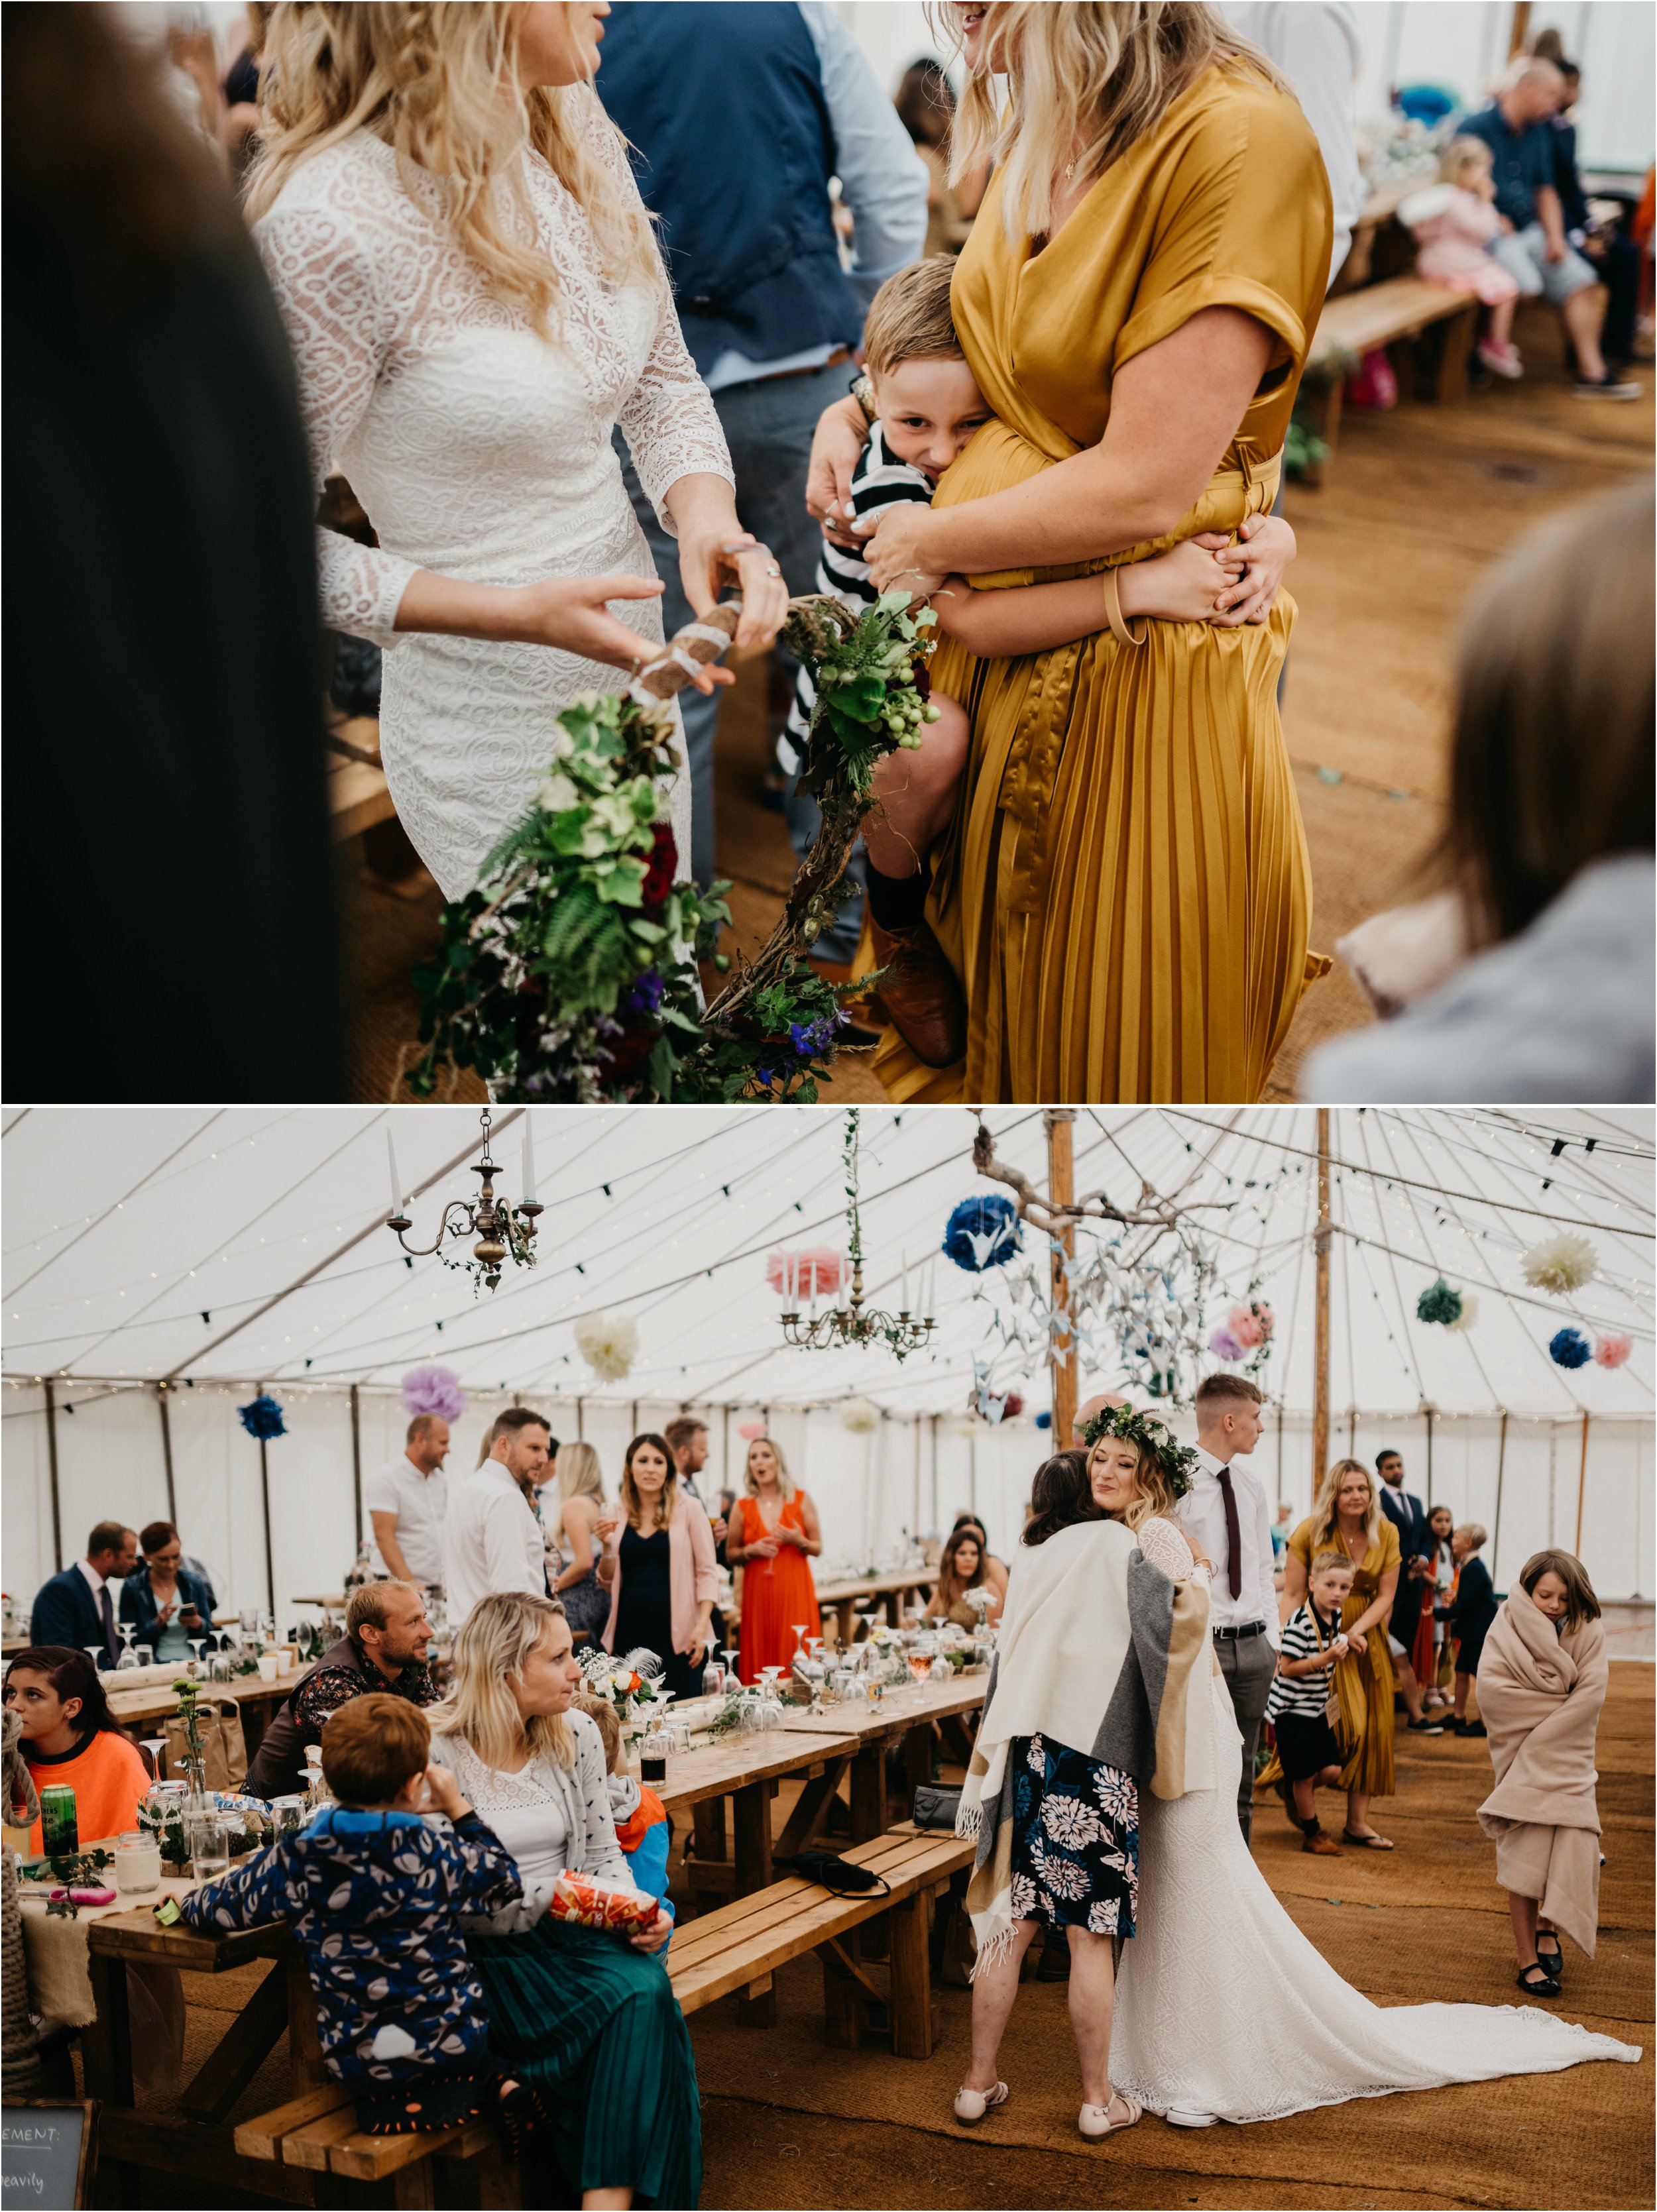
[1406,1718,1445,1734]
[1517,1963,1561,1997]
[1535,1935,1564,1980]
[1572,369,1641,399]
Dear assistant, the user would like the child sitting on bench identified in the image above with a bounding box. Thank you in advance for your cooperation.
[178,1693,529,2140]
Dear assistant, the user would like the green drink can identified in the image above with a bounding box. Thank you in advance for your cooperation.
[38,1784,78,1855]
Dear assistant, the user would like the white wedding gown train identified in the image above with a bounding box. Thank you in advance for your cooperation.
[1112,1525,1639,2123]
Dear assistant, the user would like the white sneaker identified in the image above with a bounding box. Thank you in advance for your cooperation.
[1165,2105,1218,2127]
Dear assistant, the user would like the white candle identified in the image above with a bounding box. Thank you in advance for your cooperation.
[522,1114,538,1202]
[386,1130,405,1219]
[901,1251,909,1314]
[791,1252,800,1311]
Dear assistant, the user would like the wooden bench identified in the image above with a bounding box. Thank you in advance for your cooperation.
[669,1824,973,2058]
[235,2085,508,2207]
[1301,275,1479,481]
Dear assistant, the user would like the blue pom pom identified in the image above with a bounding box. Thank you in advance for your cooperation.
[943,1194,1023,1273]
[238,1393,288,1441]
[1035,1410,1053,1430]
[1548,1327,1591,1370]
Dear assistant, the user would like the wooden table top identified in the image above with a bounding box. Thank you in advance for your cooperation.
[782,1673,988,1743]
[106,1671,306,1724]
[653,1726,858,1818]
[813,1571,934,1604]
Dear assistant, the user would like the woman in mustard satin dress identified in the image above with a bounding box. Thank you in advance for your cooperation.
[821,3,1333,1103]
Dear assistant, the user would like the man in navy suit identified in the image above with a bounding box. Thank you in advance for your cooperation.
[30,1521,138,1666]
[1376,1451,1444,1732]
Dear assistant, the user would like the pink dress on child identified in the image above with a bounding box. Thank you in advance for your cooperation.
[1409,187,1520,304]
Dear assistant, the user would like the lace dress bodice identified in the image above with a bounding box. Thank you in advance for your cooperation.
[1136,1516,1213,1585]
[255,103,732,898]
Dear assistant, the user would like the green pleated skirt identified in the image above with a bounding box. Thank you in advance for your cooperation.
[468,1917,702,2207]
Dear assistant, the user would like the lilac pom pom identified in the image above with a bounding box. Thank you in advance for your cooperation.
[1209,1327,1245,1362]
[400,1365,467,1422]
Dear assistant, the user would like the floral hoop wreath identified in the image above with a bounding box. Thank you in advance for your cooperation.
[1079,1403,1200,1501]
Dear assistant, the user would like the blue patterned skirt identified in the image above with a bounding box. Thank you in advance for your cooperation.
[1009,1733,1139,1937]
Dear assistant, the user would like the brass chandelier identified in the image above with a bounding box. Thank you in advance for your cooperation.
[779,1110,935,1359]
[386,1109,542,1292]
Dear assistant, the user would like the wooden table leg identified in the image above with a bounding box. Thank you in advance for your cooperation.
[733,1781,777,2026]
[775,1758,849,1861]
[849,1743,887,1844]
[887,1893,935,2058]
[179,1960,290,2123]
[82,1948,134,2105]
[286,1948,328,2090]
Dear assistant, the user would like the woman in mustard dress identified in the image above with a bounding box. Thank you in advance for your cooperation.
[1261,1459,1404,1848]
[815,3,1333,1103]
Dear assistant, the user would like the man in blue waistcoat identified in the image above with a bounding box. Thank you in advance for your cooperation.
[599,1,927,904]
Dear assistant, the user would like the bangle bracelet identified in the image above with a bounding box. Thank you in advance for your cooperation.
[850,372,878,425]
[1103,566,1146,649]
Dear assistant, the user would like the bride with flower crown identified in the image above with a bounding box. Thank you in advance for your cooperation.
[1088,1410,1640,2127]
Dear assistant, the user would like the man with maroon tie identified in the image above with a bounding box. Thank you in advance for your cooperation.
[1177,1375,1280,1842]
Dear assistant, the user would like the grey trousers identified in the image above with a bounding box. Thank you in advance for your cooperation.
[615,360,848,887]
[1214,1629,1278,1842]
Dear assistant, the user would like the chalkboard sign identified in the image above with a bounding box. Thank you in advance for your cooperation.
[1,2102,96,2211]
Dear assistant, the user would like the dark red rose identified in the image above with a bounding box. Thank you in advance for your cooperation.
[642,824,677,912]
[911,658,931,700]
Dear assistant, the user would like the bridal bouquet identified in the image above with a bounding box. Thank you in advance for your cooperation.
[408,590,939,1102]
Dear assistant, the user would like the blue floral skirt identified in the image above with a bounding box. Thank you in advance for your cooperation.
[1009,1733,1139,1937]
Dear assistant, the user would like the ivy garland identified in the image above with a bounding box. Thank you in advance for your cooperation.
[409,592,939,1103]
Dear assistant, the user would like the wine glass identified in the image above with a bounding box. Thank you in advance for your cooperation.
[789,1623,811,1669]
[141,1737,168,1781]
[85,1643,109,1677]
[186,1637,207,1679]
[720,1646,740,1688]
[702,1656,725,1698]
[117,1620,138,1665]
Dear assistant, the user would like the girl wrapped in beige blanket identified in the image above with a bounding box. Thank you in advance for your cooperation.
[1477,1569,1608,1962]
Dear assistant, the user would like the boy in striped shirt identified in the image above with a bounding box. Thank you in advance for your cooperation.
[790,256,1299,1070]
[1267,1551,1355,1855]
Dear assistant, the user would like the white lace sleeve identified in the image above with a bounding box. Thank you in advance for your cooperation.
[587,107,734,532]
[1139,1515,1212,1584]
[254,196,421,647]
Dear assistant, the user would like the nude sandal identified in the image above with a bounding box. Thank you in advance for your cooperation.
[952,2081,1009,2125]
[1078,2091,1142,2140]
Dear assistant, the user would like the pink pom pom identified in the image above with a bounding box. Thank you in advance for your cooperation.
[1209,1328,1245,1362]
[1253,1303,1275,1341]
[1593,1335,1632,1369]
[766,1248,844,1299]
[738,1421,767,1441]
[1227,1304,1264,1351]
[400,1365,467,1422]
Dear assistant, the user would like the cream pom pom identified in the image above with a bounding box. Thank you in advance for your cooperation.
[573,1308,638,1382]
[1444,1294,1479,1332]
[839,1396,882,1435]
[1522,1233,1599,1297]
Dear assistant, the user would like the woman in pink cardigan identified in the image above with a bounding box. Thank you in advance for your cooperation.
[1402,138,1524,380]
[596,1433,718,1700]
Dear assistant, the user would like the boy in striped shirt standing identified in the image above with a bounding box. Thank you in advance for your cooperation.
[1267,1551,1355,1855]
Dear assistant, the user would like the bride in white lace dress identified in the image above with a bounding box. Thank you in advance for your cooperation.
[246,2,787,901]
[1109,1484,1640,2123]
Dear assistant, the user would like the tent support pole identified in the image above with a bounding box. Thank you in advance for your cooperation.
[1491,1410,1509,1579]
[44,1380,64,1571]
[258,1382,276,1619]
[1573,1409,1590,1555]
[1045,1110,1077,1447]
[577,1398,585,1442]
[1312,1110,1332,1488]
[912,1416,921,1538]
[349,1384,364,1549]
[930,1413,939,1533]
[722,1404,729,1489]
[157,1384,178,1525]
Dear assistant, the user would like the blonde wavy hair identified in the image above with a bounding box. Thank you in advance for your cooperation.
[426,1589,575,1771]
[1086,1431,1180,1533]
[552,1438,604,1543]
[935,1,1289,242]
[1308,1458,1382,1556]
[744,1433,795,1502]
[245,3,658,336]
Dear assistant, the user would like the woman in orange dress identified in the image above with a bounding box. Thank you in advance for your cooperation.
[728,1437,822,1684]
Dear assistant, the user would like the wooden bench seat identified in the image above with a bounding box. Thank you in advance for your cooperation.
[669,1824,973,2057]
[1302,274,1478,481]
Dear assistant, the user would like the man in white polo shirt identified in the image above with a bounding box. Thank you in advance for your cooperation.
[444,1408,553,1628]
[365,1415,451,1589]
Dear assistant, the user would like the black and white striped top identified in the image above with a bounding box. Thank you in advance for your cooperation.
[779,419,936,775]
[1265,1602,1344,1720]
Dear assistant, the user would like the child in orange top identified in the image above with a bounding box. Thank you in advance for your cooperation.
[3,1647,150,1852]
[573,1694,673,1945]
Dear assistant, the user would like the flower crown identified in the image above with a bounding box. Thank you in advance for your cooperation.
[1079,1403,1200,1500]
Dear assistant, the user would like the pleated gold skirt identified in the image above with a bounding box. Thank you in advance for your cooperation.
[872,593,1324,1104]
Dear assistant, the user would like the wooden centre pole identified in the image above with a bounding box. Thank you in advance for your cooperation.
[157,1383,178,1525]
[1045,1110,1078,1448]
[1312,1109,1332,1490]
[44,1379,64,1571]
[349,1384,364,1549]
[1573,1408,1591,1555]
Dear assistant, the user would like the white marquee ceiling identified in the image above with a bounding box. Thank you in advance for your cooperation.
[2,1106,1650,1420]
